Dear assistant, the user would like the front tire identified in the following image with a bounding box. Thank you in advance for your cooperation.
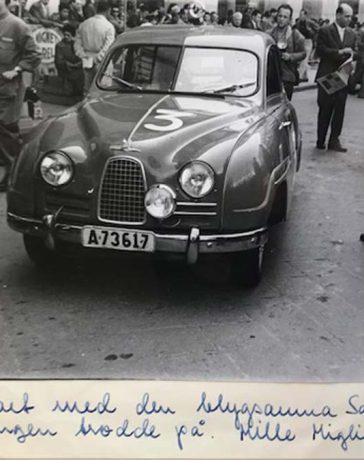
[231,246,264,288]
[23,235,58,267]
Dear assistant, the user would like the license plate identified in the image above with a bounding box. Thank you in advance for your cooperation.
[81,226,155,252]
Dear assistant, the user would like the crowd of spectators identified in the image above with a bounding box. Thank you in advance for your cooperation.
[12,0,363,41]
[8,0,364,99]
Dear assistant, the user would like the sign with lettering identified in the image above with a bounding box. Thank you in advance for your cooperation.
[31,27,62,65]
[1,381,364,458]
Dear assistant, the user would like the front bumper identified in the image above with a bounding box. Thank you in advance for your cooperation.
[8,212,268,264]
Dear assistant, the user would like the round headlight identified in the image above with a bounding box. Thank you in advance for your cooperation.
[179,161,215,198]
[40,151,73,186]
[145,184,176,220]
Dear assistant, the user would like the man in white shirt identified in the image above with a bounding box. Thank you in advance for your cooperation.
[315,3,356,152]
[74,0,115,94]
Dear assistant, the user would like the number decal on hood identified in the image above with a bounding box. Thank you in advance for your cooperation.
[144,109,195,132]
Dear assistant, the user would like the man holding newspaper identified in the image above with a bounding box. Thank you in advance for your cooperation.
[315,3,356,153]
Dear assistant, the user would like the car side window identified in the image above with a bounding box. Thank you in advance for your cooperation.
[266,46,282,97]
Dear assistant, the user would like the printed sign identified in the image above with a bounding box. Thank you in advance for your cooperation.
[31,27,62,65]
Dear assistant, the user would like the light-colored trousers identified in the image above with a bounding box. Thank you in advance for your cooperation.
[299,38,313,80]
[83,66,97,95]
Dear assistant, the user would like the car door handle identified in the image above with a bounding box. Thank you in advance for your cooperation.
[279,120,292,130]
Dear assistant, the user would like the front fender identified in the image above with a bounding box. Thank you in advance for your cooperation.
[7,115,92,219]
[7,133,45,217]
[222,119,282,231]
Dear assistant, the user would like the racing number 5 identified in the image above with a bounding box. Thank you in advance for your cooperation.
[144,109,195,132]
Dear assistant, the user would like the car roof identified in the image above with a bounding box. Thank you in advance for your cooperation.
[113,25,275,55]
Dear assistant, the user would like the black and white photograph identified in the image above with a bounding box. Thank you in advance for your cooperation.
[0,0,364,432]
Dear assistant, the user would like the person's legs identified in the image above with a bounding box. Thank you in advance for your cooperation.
[328,88,348,145]
[83,66,97,95]
[348,59,363,93]
[358,69,364,98]
[70,69,85,98]
[317,86,334,147]
[284,82,294,101]
[309,38,317,63]
[299,38,312,81]
[0,122,21,192]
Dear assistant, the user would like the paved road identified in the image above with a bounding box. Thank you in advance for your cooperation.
[0,89,363,381]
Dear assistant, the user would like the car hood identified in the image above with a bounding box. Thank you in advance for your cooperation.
[82,91,258,137]
[39,92,262,177]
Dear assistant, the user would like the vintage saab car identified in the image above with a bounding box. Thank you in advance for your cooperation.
[7,26,301,286]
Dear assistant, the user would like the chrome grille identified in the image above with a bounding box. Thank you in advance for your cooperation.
[99,157,146,224]
[175,202,217,216]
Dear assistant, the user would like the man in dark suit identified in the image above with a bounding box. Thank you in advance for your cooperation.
[315,3,356,152]
[242,9,262,30]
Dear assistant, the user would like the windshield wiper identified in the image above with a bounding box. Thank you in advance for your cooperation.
[102,72,143,91]
[202,81,256,94]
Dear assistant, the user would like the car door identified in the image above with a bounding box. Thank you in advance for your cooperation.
[267,45,298,171]
[265,45,288,168]
[266,45,297,210]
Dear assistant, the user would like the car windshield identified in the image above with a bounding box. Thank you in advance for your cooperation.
[98,45,258,97]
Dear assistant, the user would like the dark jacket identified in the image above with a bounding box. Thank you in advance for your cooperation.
[0,11,41,124]
[55,39,82,80]
[316,23,357,79]
[83,1,95,19]
[270,26,306,83]
[356,28,364,64]
[242,15,261,30]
